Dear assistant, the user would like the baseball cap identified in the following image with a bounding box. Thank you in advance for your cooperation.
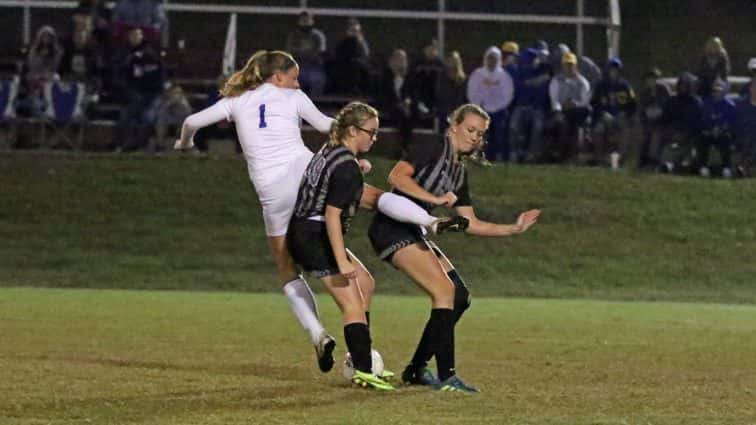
[562,53,578,64]
[501,41,519,55]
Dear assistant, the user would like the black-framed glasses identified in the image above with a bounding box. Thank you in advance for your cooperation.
[356,126,379,140]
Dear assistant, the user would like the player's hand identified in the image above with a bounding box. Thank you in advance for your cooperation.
[515,209,541,233]
[434,192,458,208]
[338,261,357,281]
[358,158,372,174]
[174,138,194,151]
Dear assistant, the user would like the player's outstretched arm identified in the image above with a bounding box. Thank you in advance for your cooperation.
[455,206,540,237]
[174,101,230,150]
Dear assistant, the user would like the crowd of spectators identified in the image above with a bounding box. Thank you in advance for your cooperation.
[2,7,755,178]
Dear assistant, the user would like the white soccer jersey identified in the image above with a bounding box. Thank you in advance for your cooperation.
[183,83,333,187]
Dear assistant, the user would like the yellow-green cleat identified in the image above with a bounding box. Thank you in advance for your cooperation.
[378,369,395,380]
[352,370,396,391]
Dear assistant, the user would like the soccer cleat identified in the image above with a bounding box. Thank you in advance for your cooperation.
[402,365,441,386]
[315,332,336,373]
[378,369,395,380]
[429,216,470,235]
[435,375,480,393]
[352,370,396,391]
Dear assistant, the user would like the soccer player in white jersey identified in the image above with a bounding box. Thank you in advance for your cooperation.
[175,50,459,372]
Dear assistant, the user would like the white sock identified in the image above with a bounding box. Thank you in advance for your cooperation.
[377,193,437,226]
[282,277,326,345]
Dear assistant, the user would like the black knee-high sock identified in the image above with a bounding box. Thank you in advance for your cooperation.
[410,318,434,369]
[410,271,471,368]
[428,308,456,381]
[344,323,372,373]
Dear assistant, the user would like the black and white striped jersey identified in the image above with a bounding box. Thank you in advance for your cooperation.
[293,144,363,233]
[396,136,471,212]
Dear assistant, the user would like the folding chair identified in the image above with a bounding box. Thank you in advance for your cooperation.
[0,76,19,149]
[41,80,87,150]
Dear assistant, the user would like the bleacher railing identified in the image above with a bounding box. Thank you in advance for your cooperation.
[0,0,621,59]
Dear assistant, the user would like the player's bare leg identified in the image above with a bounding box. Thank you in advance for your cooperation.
[270,235,335,372]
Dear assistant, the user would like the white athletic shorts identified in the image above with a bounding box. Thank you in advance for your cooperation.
[253,151,314,237]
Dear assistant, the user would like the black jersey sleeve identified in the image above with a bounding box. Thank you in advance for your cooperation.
[326,161,363,210]
[454,169,473,207]
[402,137,445,172]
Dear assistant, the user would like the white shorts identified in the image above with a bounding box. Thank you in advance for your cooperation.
[253,151,313,237]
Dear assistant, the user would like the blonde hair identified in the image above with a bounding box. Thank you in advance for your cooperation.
[704,36,727,57]
[328,102,379,147]
[446,51,466,83]
[220,50,298,97]
[448,103,490,126]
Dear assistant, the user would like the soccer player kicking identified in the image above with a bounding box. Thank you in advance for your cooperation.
[368,104,540,393]
[175,51,460,374]
[287,102,466,390]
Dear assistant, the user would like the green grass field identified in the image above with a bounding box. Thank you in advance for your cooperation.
[2,153,756,302]
[2,153,756,424]
[1,288,755,425]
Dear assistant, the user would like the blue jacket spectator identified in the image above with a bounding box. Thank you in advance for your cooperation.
[590,57,637,166]
[509,48,551,162]
[592,58,637,118]
[696,79,737,177]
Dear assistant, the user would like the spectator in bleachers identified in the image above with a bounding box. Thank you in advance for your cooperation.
[548,52,591,163]
[657,72,703,173]
[500,41,520,74]
[60,27,105,90]
[327,17,370,95]
[551,43,602,87]
[72,0,111,48]
[285,11,327,96]
[739,58,756,99]
[735,79,756,177]
[17,26,64,118]
[638,68,672,169]
[111,0,167,48]
[151,84,192,154]
[591,57,637,168]
[696,78,737,178]
[467,46,514,162]
[407,40,445,122]
[509,48,551,163]
[193,74,240,154]
[696,36,730,99]
[112,28,164,151]
[25,26,64,91]
[375,49,414,154]
[532,40,550,66]
[435,50,467,134]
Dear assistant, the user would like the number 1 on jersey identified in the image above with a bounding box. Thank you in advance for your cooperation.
[259,104,267,128]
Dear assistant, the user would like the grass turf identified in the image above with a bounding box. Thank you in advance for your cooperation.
[1,153,755,303]
[1,288,755,425]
